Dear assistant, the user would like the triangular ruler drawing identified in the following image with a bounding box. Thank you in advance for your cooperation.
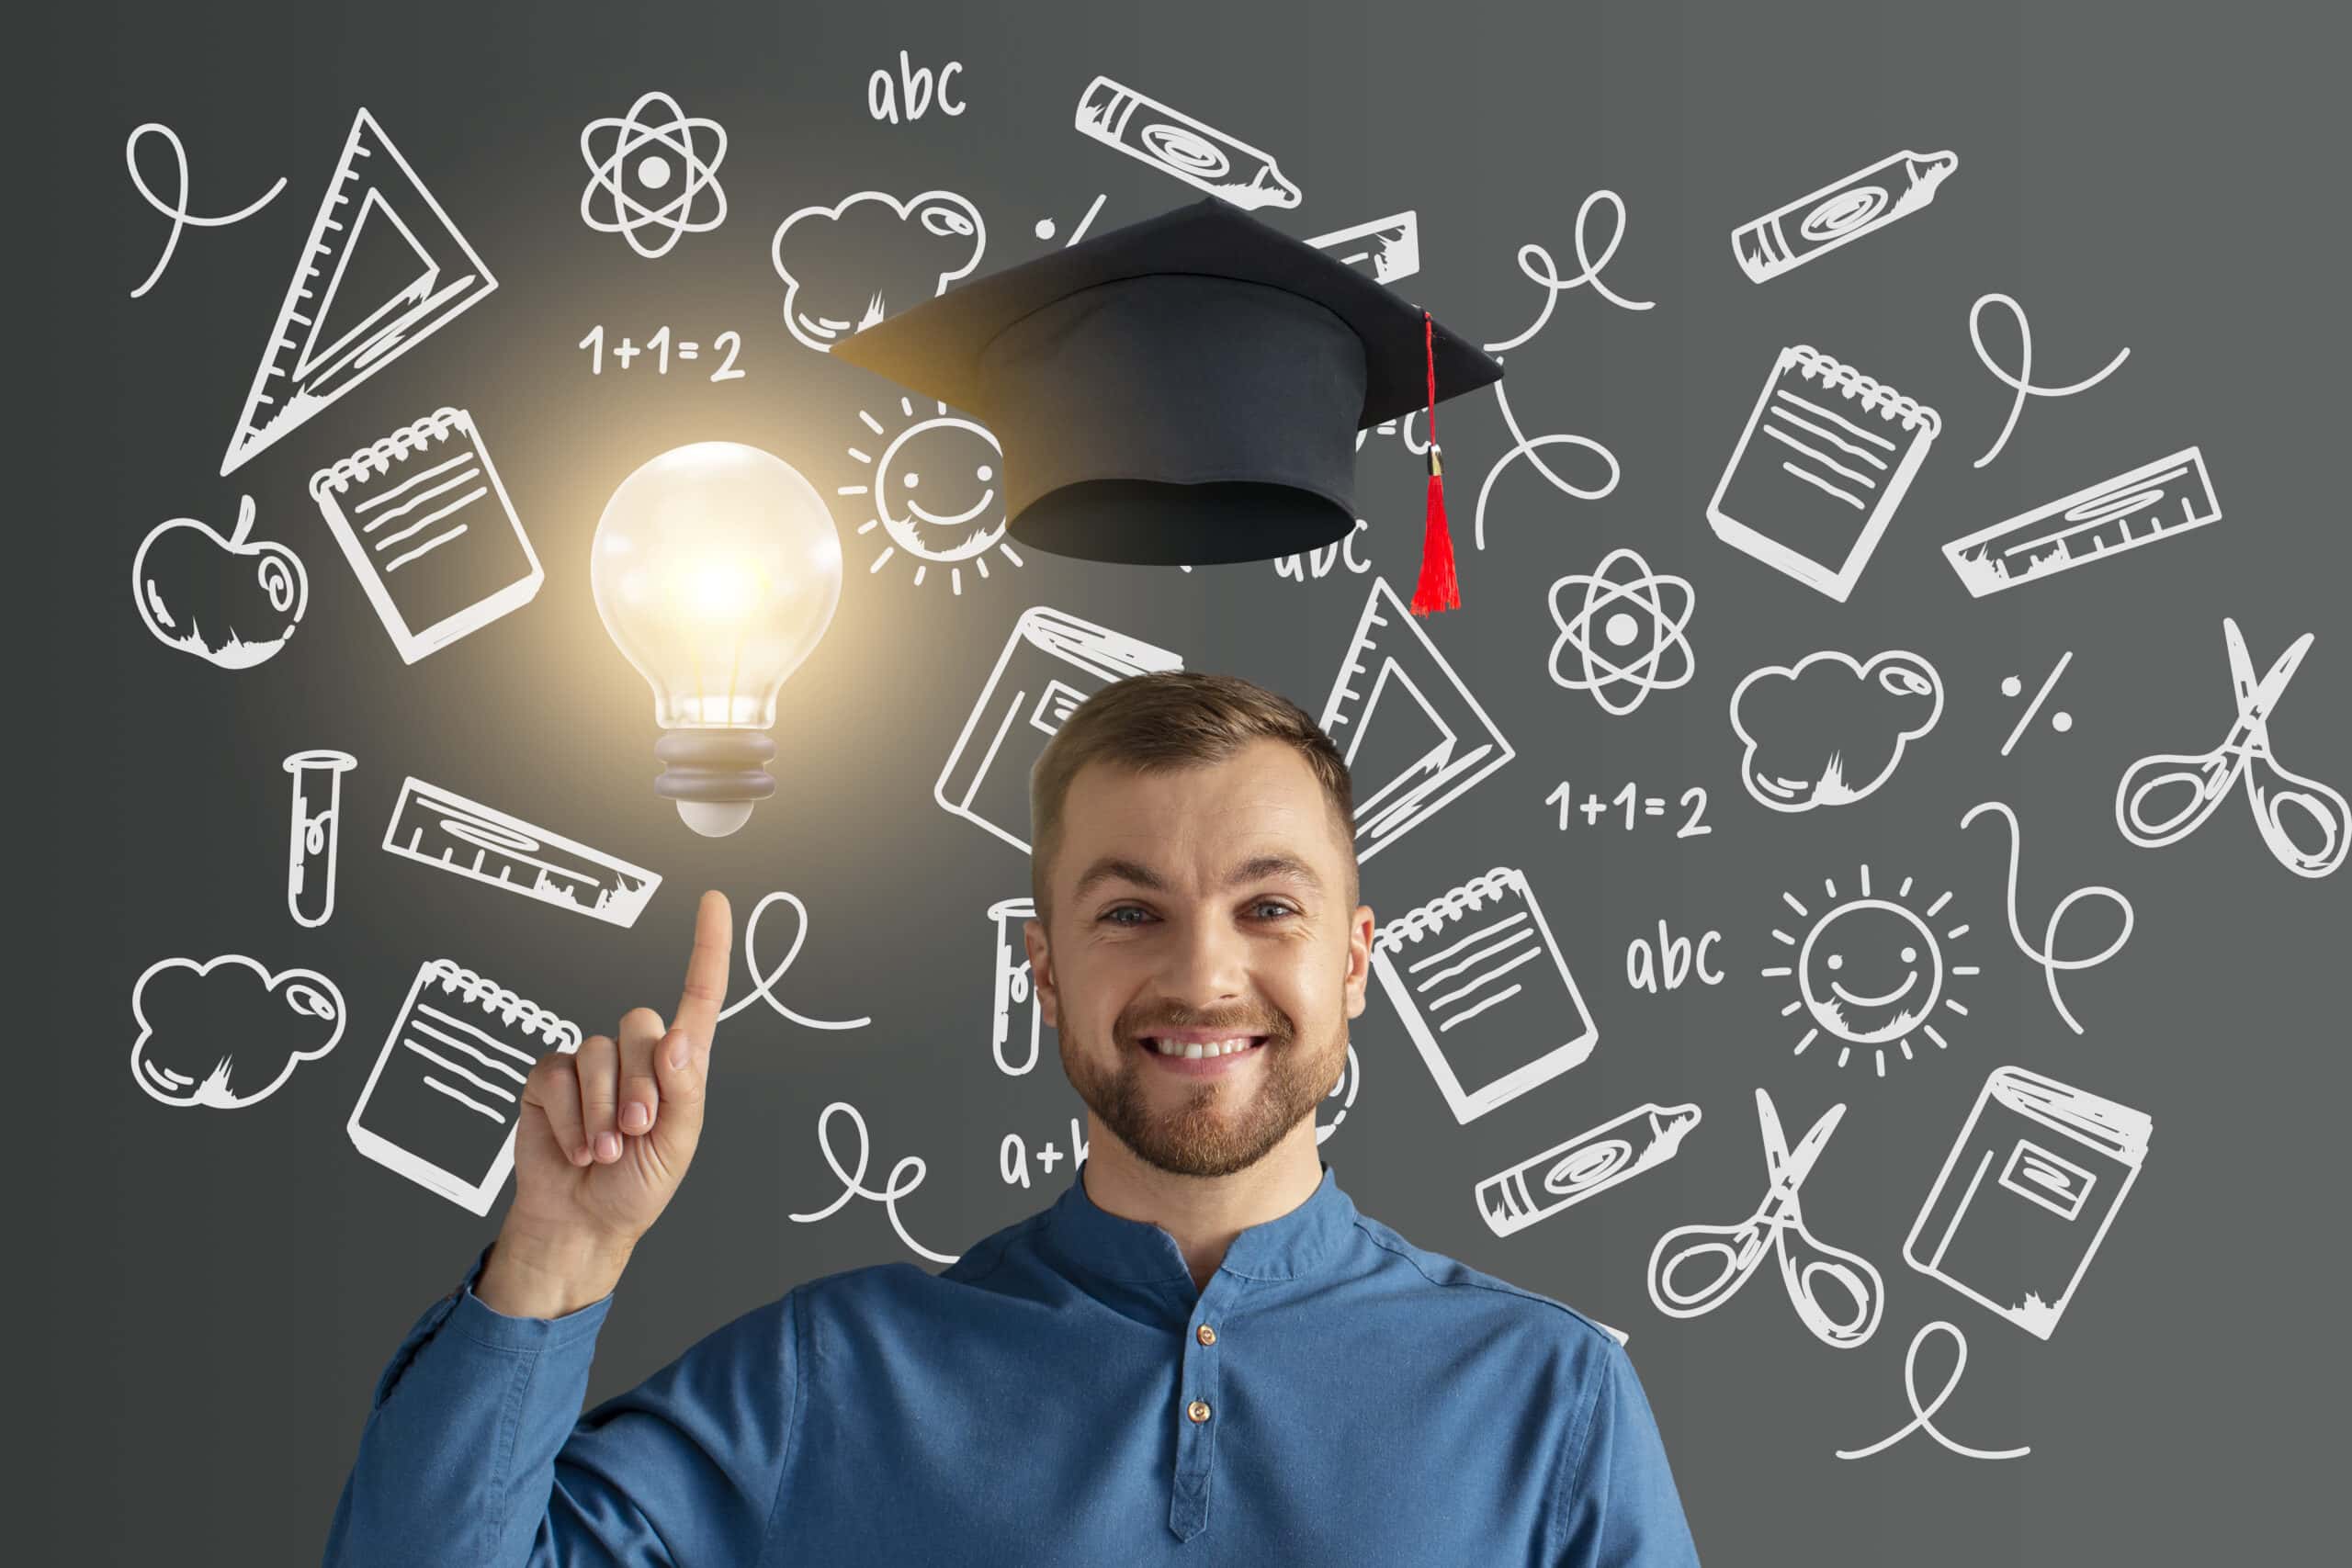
[220,108,497,476]
[1318,576,1513,861]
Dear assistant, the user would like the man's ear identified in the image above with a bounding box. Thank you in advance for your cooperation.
[1023,916,1057,1028]
[1342,904,1374,1021]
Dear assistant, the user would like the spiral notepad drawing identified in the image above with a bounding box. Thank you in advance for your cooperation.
[308,408,543,663]
[1371,865,1598,1124]
[346,959,580,1214]
[1708,345,1940,602]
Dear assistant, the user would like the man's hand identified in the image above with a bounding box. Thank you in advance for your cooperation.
[477,891,732,1317]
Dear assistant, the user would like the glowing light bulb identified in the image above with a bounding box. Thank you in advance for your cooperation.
[591,442,842,836]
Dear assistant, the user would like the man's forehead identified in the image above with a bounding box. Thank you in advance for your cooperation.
[1055,746,1350,889]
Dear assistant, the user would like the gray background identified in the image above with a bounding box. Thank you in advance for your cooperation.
[31,1,2349,1562]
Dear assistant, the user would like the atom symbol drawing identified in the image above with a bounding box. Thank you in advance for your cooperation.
[1547,547,1696,716]
[580,91,729,258]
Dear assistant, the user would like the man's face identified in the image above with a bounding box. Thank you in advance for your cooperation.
[1026,739,1372,1179]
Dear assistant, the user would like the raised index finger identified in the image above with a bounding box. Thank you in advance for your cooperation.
[673,889,734,1052]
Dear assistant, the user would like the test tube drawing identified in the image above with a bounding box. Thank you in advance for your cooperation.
[284,750,356,928]
[988,897,1043,1077]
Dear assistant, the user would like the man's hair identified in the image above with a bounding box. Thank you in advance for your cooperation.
[1029,671,1358,927]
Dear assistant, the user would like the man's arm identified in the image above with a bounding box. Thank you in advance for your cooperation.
[320,1241,802,1567]
[1552,1339,1702,1567]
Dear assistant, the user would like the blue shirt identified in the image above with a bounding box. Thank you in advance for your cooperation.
[323,1157,1701,1565]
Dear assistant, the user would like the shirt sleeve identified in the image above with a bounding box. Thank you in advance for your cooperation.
[1551,1338,1702,1567]
[321,1242,802,1567]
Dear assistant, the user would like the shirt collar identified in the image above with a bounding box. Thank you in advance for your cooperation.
[1045,1156,1360,1284]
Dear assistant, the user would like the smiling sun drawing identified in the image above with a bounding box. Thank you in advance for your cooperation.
[1761,864,1979,1077]
[840,396,1023,592]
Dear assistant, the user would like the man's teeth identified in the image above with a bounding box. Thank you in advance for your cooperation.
[1146,1036,1261,1058]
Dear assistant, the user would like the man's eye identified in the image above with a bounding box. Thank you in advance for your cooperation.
[1250,902,1297,920]
[1101,907,1149,926]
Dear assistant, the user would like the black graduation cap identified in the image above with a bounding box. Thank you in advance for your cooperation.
[829,197,1503,613]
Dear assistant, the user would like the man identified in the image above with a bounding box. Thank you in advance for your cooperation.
[322,671,1702,1565]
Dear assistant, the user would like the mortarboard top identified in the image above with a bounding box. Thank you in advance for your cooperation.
[829,197,1503,585]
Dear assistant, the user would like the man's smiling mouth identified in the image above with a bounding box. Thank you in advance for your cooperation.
[1830,974,1918,1008]
[1138,1035,1266,1059]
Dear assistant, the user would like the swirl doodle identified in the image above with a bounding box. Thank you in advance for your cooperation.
[789,1100,958,1265]
[717,891,873,1031]
[1481,190,1656,346]
[1967,292,2131,468]
[1961,801,2133,1036]
[124,123,286,299]
[1837,1320,2031,1461]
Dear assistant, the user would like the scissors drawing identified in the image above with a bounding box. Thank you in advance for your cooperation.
[2117,617,2348,879]
[1646,1088,1884,1349]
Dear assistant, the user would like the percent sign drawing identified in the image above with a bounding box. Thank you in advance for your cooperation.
[1998,650,2075,755]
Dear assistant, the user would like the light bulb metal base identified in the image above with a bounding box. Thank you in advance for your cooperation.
[653,728,775,838]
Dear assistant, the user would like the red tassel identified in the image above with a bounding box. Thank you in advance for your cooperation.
[1408,309,1460,616]
[1408,446,1459,616]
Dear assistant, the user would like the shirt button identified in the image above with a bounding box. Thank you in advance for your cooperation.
[1188,1400,1213,1424]
[1196,1324,1217,1346]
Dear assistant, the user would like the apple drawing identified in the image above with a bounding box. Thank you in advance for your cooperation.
[131,494,309,669]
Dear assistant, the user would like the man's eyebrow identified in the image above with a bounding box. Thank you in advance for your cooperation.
[1069,852,1326,901]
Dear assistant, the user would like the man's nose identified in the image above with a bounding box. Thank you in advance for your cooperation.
[1161,910,1250,1006]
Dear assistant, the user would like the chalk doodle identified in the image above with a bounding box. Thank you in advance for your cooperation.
[579,90,729,258]
[1478,1103,1701,1238]
[1733,149,1959,283]
[841,394,1017,593]
[1836,1322,2032,1461]
[1761,866,1981,1077]
[1998,652,2075,756]
[131,495,308,670]
[1033,193,1105,246]
[382,776,662,928]
[1305,209,1420,284]
[345,960,581,1214]
[1318,1039,1361,1145]
[1470,243,1625,550]
[1073,74,1301,209]
[1966,292,2131,468]
[130,954,345,1110]
[1708,346,1939,603]
[868,51,966,122]
[1732,650,1942,813]
[1001,1117,1087,1188]
[1547,547,1695,716]
[1481,191,1655,336]
[1319,579,1513,863]
[2116,617,2347,878]
[1905,1066,2151,1341]
[1273,518,1371,581]
[718,892,874,1031]
[1626,924,1724,993]
[220,109,496,476]
[791,1100,958,1264]
[283,750,356,929]
[772,189,987,353]
[1943,447,2221,596]
[1647,1088,1884,1349]
[1547,783,1712,839]
[124,123,285,299]
[1960,802,2133,1036]
[579,325,745,380]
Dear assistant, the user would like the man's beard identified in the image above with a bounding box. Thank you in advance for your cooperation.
[1061,1000,1344,1179]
